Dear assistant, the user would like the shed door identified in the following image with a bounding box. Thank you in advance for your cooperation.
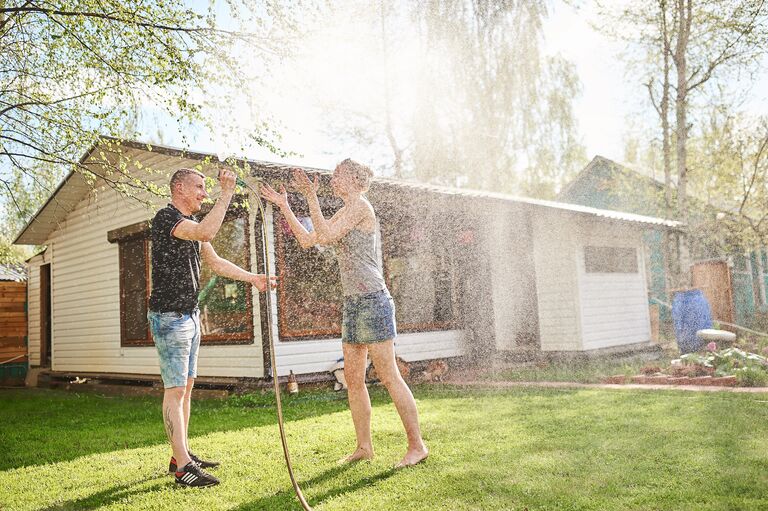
[579,245,651,349]
[40,263,51,367]
[691,260,735,330]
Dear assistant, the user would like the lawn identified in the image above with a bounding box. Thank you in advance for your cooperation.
[2,385,768,510]
[493,355,673,383]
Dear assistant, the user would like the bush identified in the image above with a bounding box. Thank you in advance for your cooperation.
[735,367,768,387]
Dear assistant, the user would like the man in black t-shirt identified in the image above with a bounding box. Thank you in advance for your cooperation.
[147,167,276,488]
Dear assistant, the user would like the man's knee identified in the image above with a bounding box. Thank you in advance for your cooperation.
[165,386,186,401]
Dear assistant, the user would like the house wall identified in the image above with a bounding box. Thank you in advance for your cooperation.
[31,149,464,379]
[484,205,539,351]
[531,209,582,351]
[575,220,651,349]
[41,151,266,378]
[26,254,44,366]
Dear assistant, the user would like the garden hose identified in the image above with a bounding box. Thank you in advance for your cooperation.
[238,175,314,511]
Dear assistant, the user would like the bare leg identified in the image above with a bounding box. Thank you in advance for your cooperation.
[368,340,428,467]
[163,386,192,470]
[182,377,194,455]
[341,342,374,462]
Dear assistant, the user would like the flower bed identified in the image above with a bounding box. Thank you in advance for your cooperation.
[602,344,768,387]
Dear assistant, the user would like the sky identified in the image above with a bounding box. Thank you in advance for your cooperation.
[139,0,768,174]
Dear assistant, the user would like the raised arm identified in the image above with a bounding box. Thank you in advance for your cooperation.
[292,169,369,245]
[174,169,236,242]
[260,182,320,249]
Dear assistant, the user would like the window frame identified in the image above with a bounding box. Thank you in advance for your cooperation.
[379,207,461,333]
[275,194,344,340]
[197,208,255,345]
[109,204,256,347]
[109,222,153,347]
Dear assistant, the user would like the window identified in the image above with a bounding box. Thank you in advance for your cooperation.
[112,223,152,346]
[110,208,253,347]
[275,195,344,339]
[380,208,460,332]
[584,246,638,273]
[274,194,461,339]
[198,213,254,342]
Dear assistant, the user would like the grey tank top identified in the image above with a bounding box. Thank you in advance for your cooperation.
[336,226,387,296]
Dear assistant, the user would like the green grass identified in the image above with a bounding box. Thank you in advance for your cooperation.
[494,356,673,383]
[2,385,768,510]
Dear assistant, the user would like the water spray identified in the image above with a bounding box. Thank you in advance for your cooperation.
[217,156,314,511]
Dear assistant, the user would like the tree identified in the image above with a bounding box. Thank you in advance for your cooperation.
[305,0,586,197]
[0,0,301,260]
[597,0,768,286]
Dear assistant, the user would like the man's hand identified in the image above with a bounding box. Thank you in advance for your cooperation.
[291,168,319,197]
[217,168,237,195]
[260,183,290,210]
[251,274,279,292]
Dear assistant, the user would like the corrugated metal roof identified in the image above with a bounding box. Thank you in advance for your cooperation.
[0,265,27,282]
[13,138,683,245]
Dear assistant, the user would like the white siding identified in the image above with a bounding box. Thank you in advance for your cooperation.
[37,149,461,379]
[272,331,465,377]
[576,222,651,349]
[532,210,582,351]
[43,152,266,378]
[26,255,44,366]
[485,207,538,351]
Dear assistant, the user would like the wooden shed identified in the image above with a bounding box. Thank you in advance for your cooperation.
[0,265,28,385]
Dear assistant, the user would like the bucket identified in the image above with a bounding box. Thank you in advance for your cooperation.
[671,289,713,354]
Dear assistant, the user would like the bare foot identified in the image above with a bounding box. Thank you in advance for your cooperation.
[339,446,374,464]
[395,446,429,468]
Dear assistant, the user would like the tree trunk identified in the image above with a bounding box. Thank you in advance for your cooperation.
[672,0,692,286]
[380,0,403,178]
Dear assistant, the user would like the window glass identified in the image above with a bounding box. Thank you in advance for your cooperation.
[119,237,150,343]
[584,246,639,273]
[199,215,252,340]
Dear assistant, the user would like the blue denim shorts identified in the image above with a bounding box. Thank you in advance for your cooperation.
[147,310,201,388]
[342,289,397,344]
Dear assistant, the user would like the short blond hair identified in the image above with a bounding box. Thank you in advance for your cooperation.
[170,168,205,192]
[339,158,373,192]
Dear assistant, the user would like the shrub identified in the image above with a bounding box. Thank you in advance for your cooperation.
[735,367,768,387]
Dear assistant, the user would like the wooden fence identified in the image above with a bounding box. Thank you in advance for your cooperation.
[0,281,27,383]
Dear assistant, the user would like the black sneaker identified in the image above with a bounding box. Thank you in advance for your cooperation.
[169,452,219,472]
[175,462,220,487]
[169,456,198,473]
[189,451,220,470]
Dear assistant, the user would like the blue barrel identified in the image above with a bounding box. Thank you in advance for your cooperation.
[671,289,713,354]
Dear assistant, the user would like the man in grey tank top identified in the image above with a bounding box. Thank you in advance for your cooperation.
[261,159,429,468]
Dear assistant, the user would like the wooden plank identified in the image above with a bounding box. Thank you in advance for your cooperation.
[0,304,25,313]
[0,327,27,336]
[0,347,27,356]
[0,311,26,318]
[0,337,26,348]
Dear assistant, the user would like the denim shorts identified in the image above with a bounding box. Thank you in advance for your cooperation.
[147,309,201,388]
[342,289,397,344]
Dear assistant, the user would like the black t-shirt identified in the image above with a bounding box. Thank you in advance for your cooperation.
[148,204,201,313]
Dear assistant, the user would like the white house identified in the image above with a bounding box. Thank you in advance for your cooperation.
[14,140,681,384]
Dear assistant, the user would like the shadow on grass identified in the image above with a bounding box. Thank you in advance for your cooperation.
[0,385,576,472]
[0,387,350,471]
[40,474,166,511]
[232,463,398,511]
